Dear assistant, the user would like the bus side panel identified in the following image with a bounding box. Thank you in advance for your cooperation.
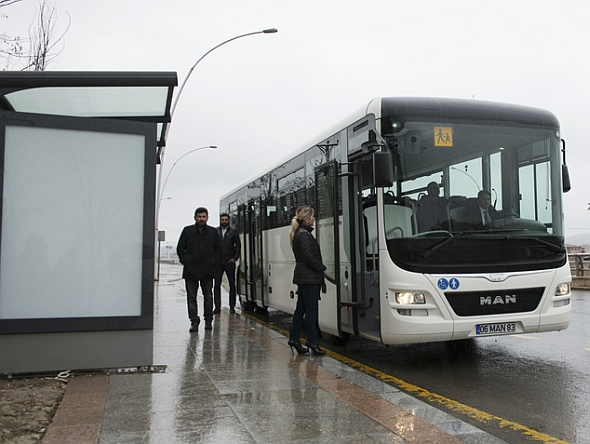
[267,262,297,314]
[318,282,339,337]
[339,262,354,336]
[316,216,340,337]
[265,226,297,314]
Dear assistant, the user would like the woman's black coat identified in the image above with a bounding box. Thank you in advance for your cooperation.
[292,224,326,285]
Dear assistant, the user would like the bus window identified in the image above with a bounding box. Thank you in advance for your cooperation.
[277,168,306,226]
[449,159,482,197]
[536,162,552,225]
[519,161,552,224]
[489,151,503,210]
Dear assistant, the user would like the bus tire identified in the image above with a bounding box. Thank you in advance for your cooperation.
[321,330,350,346]
[447,338,476,355]
[254,305,269,315]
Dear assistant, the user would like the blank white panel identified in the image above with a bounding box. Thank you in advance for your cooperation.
[0,126,145,319]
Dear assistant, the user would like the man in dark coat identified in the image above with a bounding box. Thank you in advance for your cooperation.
[464,190,497,229]
[176,207,221,332]
[214,213,241,314]
[418,181,446,232]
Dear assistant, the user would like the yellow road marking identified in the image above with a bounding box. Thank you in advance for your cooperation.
[241,311,569,444]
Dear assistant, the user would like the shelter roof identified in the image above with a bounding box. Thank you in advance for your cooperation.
[0,71,177,152]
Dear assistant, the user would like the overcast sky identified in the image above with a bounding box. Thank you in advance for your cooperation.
[4,0,589,244]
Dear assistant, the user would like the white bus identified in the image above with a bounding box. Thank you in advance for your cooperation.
[220,97,572,345]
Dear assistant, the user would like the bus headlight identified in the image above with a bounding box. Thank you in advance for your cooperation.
[395,292,426,305]
[555,283,570,296]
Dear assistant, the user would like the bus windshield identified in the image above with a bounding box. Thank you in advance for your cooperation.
[380,121,566,274]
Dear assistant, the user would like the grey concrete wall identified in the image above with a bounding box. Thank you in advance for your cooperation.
[0,329,153,375]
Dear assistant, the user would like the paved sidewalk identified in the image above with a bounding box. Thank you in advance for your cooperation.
[43,266,507,443]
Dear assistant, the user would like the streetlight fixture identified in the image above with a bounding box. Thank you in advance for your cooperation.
[154,28,278,280]
[156,145,217,280]
[157,28,278,213]
[170,28,278,120]
[157,145,218,218]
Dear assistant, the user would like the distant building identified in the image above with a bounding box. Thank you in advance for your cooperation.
[566,244,589,254]
[160,242,179,263]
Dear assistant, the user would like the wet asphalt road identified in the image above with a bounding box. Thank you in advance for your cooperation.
[247,290,590,444]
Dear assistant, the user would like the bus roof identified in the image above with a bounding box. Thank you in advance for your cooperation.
[221,97,560,202]
[220,98,382,201]
[381,97,560,128]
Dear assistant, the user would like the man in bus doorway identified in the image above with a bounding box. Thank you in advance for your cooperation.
[176,207,221,332]
[214,213,241,314]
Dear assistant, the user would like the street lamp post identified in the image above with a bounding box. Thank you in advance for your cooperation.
[169,28,278,120]
[155,27,278,280]
[156,145,218,280]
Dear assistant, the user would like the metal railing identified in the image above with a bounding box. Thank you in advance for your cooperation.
[568,253,590,289]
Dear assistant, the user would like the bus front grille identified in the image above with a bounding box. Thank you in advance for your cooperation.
[444,287,545,316]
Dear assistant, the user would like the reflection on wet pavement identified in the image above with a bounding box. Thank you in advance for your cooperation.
[98,266,506,444]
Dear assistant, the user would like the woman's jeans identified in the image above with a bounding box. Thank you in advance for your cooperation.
[290,284,320,345]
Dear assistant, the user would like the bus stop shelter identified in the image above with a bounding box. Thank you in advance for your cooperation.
[0,71,177,374]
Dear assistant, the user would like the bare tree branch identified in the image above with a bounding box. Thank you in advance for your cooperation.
[23,0,70,71]
[0,0,26,69]
[0,0,25,8]
[1,0,69,71]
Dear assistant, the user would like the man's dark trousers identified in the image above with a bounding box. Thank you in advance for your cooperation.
[186,278,214,323]
[214,261,237,311]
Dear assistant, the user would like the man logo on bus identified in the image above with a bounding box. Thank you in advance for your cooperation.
[480,295,517,305]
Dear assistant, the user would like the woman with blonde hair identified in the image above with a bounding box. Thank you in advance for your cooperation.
[288,205,327,355]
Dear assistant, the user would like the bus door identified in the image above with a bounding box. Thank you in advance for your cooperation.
[314,162,344,339]
[247,199,265,311]
[237,204,253,310]
[340,156,381,341]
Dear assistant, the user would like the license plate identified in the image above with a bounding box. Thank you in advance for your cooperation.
[476,322,516,335]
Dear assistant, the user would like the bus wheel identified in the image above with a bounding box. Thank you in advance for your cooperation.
[321,331,349,346]
[254,305,269,316]
[447,338,476,355]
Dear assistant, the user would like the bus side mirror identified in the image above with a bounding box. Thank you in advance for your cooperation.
[561,139,571,193]
[562,164,571,193]
[373,151,393,188]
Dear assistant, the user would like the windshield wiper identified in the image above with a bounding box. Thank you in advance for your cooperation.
[487,231,565,254]
[526,236,566,254]
[421,232,466,258]
[419,230,565,258]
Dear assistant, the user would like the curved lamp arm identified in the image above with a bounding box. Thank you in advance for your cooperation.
[157,27,277,224]
[156,145,218,219]
[155,27,277,281]
[170,28,278,120]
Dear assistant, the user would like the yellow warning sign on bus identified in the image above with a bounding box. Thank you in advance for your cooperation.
[434,126,453,146]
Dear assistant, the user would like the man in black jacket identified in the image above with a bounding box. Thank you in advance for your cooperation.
[214,213,241,314]
[464,190,497,229]
[176,207,221,331]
